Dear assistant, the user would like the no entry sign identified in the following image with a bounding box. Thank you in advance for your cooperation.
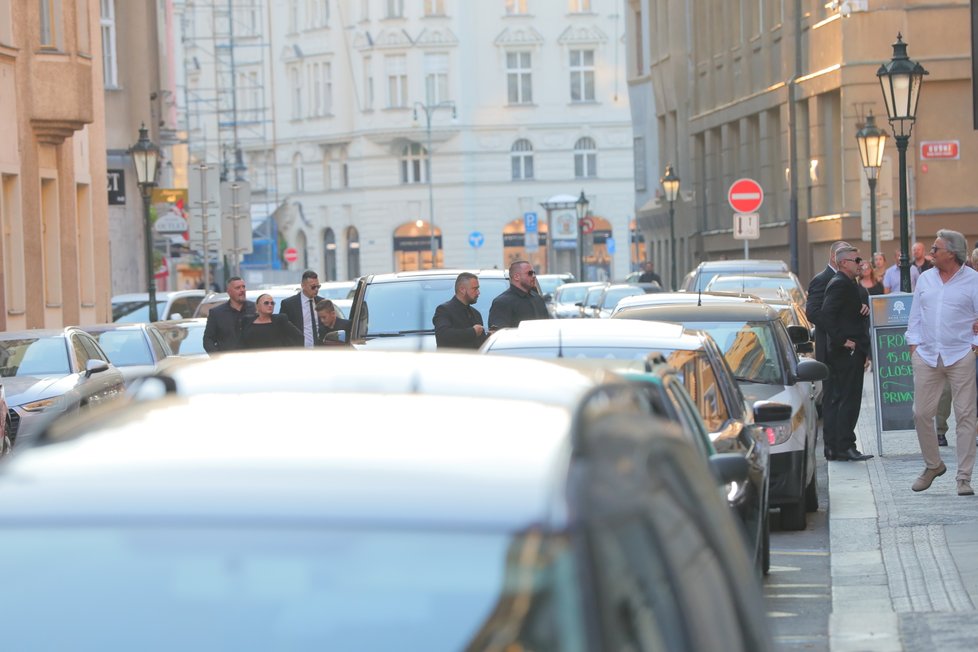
[284,247,299,263]
[728,178,764,213]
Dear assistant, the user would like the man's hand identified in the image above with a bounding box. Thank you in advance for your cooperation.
[860,303,870,317]
[473,325,485,337]
[845,339,856,351]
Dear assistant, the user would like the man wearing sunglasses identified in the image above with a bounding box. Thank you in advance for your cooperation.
[280,270,325,348]
[820,246,873,462]
[488,260,551,330]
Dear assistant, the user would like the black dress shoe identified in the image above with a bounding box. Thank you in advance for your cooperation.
[824,448,837,461]
[835,447,874,461]
[938,434,948,447]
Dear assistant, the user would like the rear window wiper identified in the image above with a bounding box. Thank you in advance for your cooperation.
[365,329,435,337]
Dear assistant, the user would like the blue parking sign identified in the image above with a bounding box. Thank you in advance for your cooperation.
[523,212,538,233]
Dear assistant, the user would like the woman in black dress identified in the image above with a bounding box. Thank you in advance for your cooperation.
[241,293,303,349]
[857,260,884,296]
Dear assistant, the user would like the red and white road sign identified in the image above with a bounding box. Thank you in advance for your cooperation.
[728,178,764,213]
[580,216,595,234]
[284,247,299,263]
[920,141,959,160]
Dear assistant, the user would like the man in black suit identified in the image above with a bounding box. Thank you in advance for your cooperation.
[806,241,850,459]
[820,246,873,462]
[314,300,352,345]
[279,270,323,348]
[433,272,488,349]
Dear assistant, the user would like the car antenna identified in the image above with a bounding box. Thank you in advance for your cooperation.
[557,326,564,358]
[697,286,703,307]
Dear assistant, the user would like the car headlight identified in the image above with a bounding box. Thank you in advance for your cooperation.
[761,422,792,446]
[20,396,64,412]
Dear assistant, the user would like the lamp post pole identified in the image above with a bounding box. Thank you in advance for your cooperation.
[877,34,927,293]
[129,124,161,322]
[413,101,456,269]
[575,191,589,281]
[659,164,680,291]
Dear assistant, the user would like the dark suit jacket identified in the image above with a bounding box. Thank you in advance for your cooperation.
[821,272,870,355]
[316,317,352,345]
[433,296,487,349]
[279,293,322,342]
[805,265,836,363]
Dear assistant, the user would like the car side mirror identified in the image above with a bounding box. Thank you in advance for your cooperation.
[543,293,553,302]
[752,400,792,423]
[795,342,814,354]
[708,453,750,486]
[574,301,583,307]
[795,359,829,382]
[85,359,110,378]
[786,325,811,345]
[169,312,182,320]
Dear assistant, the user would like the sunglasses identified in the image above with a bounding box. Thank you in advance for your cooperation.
[310,284,321,289]
[526,270,536,276]
[842,257,862,265]
[931,246,946,253]
[260,300,275,306]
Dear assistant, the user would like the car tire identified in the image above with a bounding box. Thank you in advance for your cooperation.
[805,466,819,513]
[761,512,771,575]
[780,495,807,531]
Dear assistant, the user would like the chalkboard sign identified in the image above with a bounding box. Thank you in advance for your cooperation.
[874,325,915,431]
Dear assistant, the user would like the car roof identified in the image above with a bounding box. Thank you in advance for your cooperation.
[485,318,706,350]
[77,323,152,333]
[111,290,203,301]
[695,259,789,271]
[363,269,510,282]
[0,392,574,529]
[615,300,782,322]
[614,290,761,312]
[0,327,81,339]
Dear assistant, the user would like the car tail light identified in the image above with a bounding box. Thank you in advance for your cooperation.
[763,423,791,445]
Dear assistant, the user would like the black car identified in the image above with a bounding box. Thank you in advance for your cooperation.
[6,351,773,651]
[681,259,790,292]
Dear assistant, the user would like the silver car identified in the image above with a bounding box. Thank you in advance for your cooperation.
[78,323,172,385]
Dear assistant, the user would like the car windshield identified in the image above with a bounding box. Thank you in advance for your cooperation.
[0,337,70,377]
[113,300,167,323]
[601,287,643,309]
[554,286,590,304]
[88,331,153,366]
[584,287,604,306]
[536,276,565,296]
[681,320,784,384]
[156,323,207,356]
[318,285,352,300]
[362,278,510,336]
[707,277,803,304]
[0,526,587,651]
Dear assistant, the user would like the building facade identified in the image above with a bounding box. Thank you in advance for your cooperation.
[179,0,638,282]
[0,0,110,329]
[629,0,978,285]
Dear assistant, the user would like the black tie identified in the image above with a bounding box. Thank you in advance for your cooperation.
[309,298,317,342]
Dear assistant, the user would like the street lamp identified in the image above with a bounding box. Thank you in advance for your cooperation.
[129,124,161,322]
[660,163,680,291]
[877,33,927,292]
[856,111,887,260]
[413,100,456,269]
[576,190,589,281]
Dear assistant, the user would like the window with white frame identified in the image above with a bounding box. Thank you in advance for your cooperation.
[424,53,449,105]
[574,136,597,178]
[505,0,528,15]
[39,0,61,49]
[310,62,322,116]
[306,0,329,27]
[633,136,647,191]
[506,51,532,104]
[100,0,117,87]
[363,55,374,109]
[569,49,595,102]
[76,0,90,53]
[400,142,428,184]
[386,55,408,108]
[568,0,590,12]
[0,0,13,46]
[424,0,445,15]
[289,66,303,119]
[511,139,534,180]
[292,153,305,192]
[288,0,299,32]
[386,0,404,18]
[360,0,369,20]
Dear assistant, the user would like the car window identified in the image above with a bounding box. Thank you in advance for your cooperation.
[167,297,200,319]
[147,329,170,361]
[69,335,90,371]
[113,300,168,323]
[555,285,590,304]
[90,331,153,366]
[682,320,784,385]
[361,278,509,336]
[0,338,71,377]
[670,351,731,433]
[584,287,604,307]
[601,287,643,309]
[665,380,716,457]
[78,333,108,364]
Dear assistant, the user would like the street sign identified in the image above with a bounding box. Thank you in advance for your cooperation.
[606,236,616,254]
[733,213,760,240]
[187,163,222,252]
[920,140,959,160]
[468,231,484,248]
[523,211,538,232]
[154,207,189,234]
[107,169,126,205]
[580,216,595,234]
[284,247,299,263]
[220,180,253,256]
[728,178,764,214]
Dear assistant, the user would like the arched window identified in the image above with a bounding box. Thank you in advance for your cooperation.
[323,227,337,281]
[511,139,534,180]
[295,230,309,269]
[292,153,305,192]
[400,142,428,184]
[574,136,597,178]
[346,226,361,278]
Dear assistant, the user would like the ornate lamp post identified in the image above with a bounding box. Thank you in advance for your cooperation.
[855,111,887,259]
[877,34,927,292]
[129,124,161,322]
[576,190,589,281]
[413,100,456,269]
[660,164,680,291]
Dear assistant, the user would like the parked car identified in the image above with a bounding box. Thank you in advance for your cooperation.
[340,269,515,350]
[578,282,609,318]
[705,272,807,305]
[614,298,829,530]
[681,259,790,293]
[480,318,784,573]
[152,318,209,358]
[613,289,761,315]
[591,282,663,318]
[15,351,772,651]
[534,272,574,301]
[0,328,126,449]
[0,384,8,457]
[77,323,172,385]
[548,281,604,318]
[314,281,356,300]
[112,290,206,323]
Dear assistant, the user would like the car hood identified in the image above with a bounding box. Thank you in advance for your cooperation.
[354,334,437,352]
[2,376,66,405]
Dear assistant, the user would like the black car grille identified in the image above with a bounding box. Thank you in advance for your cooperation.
[7,408,20,443]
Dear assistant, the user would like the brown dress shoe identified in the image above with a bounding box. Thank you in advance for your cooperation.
[958,480,975,496]
[911,462,947,492]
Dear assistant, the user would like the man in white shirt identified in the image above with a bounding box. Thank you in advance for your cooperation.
[882,248,920,293]
[906,229,978,496]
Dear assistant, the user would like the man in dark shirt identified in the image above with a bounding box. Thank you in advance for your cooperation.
[488,260,551,330]
[432,272,487,349]
[314,299,352,345]
[202,276,256,353]
[637,261,662,285]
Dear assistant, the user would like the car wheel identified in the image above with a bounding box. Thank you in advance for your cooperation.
[805,466,819,513]
[0,433,10,457]
[761,512,771,575]
[780,485,807,532]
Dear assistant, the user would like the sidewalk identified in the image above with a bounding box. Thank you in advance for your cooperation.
[829,371,978,651]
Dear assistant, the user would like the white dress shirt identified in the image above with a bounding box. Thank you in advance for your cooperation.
[301,295,316,347]
[905,264,978,367]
